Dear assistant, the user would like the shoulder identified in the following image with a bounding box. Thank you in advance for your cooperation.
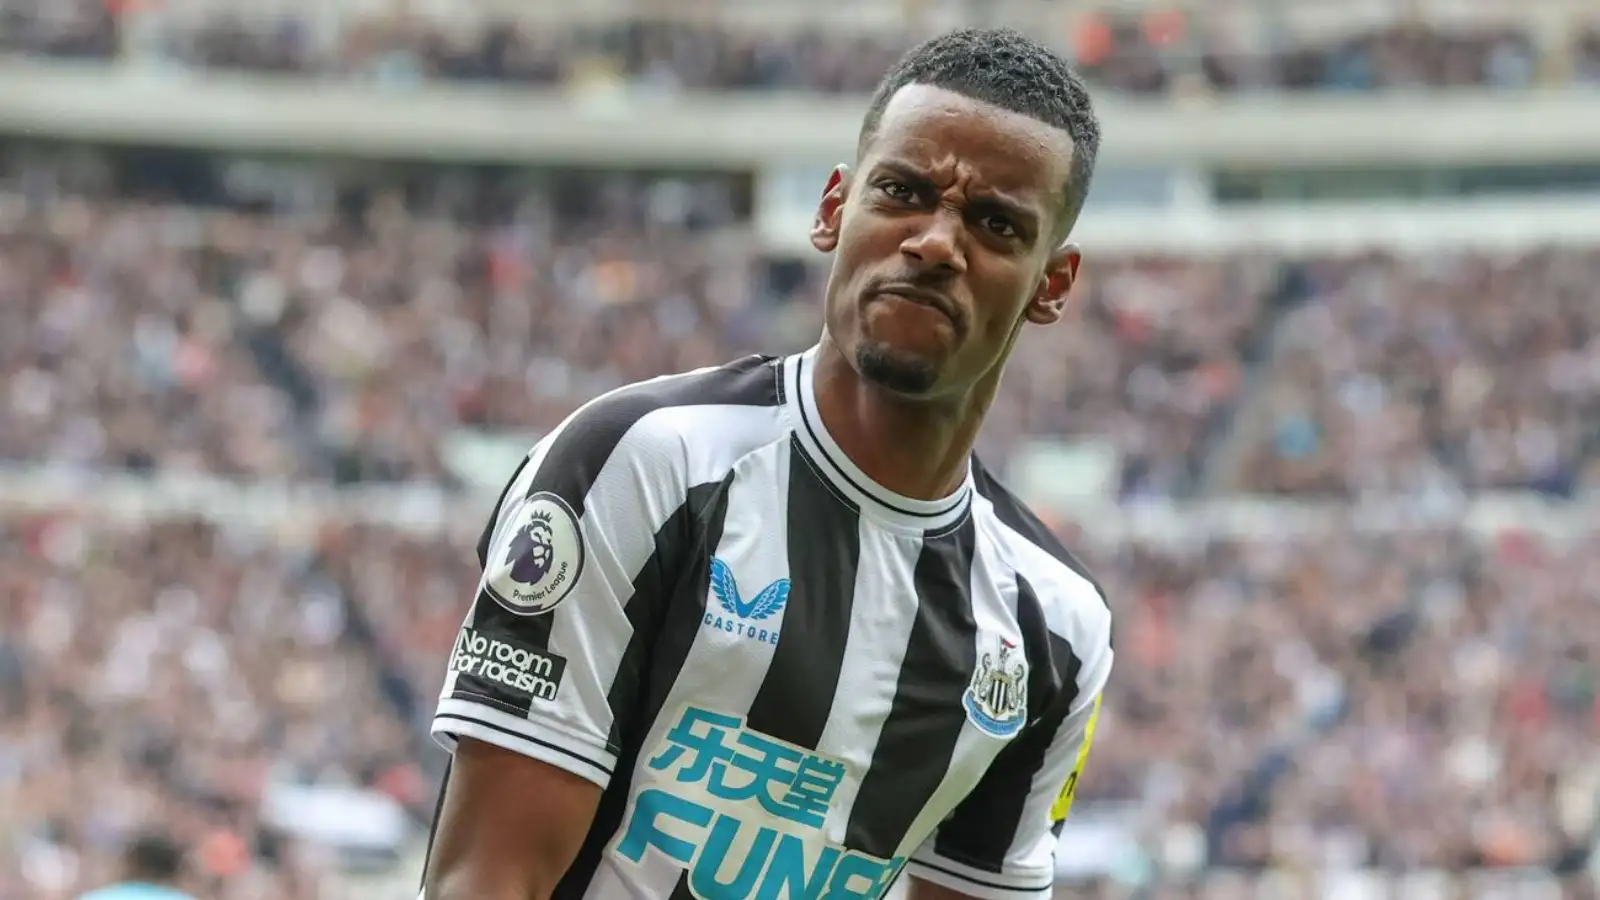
[972,460,1112,656]
[558,354,784,447]
[478,357,788,566]
[526,355,788,496]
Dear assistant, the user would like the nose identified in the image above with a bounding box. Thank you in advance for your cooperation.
[898,211,966,276]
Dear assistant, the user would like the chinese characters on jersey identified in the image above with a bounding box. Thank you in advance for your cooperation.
[615,706,905,900]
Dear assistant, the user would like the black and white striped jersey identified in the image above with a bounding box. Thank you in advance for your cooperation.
[428,348,1114,900]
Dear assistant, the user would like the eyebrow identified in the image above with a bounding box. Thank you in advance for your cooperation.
[871,159,1042,231]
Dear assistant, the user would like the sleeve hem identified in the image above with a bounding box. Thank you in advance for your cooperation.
[905,856,1054,900]
[431,701,618,789]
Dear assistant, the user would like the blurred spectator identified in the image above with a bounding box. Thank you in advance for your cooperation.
[0,510,471,900]
[77,830,193,900]
[1241,251,1600,498]
[1081,525,1600,875]
[0,0,117,61]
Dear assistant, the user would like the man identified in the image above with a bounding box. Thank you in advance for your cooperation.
[424,27,1113,900]
[78,832,197,900]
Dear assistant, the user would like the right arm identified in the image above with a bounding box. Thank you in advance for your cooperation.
[423,738,600,900]
[422,399,692,900]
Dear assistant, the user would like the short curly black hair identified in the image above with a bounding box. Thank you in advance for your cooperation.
[859,27,1101,233]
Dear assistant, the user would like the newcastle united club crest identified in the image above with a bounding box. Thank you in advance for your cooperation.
[963,636,1029,738]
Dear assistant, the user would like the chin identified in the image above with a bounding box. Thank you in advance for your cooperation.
[854,341,941,396]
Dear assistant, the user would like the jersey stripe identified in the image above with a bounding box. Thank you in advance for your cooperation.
[451,372,783,729]
[845,514,979,861]
[972,461,1107,615]
[743,440,862,749]
[603,480,724,751]
[556,479,736,900]
[529,356,779,519]
[664,443,869,899]
[933,573,1084,870]
[811,522,921,853]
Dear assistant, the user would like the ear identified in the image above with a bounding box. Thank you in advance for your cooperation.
[1025,243,1082,326]
[810,165,851,254]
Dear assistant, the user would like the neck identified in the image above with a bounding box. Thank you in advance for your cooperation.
[811,337,996,501]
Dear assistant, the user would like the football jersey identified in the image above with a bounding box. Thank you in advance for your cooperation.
[428,348,1113,900]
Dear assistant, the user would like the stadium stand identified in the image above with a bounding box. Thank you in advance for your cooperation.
[0,0,1591,93]
[3,499,1595,898]
[1,2,1597,898]
[0,148,1279,497]
[3,154,1594,499]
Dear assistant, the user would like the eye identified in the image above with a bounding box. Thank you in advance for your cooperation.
[981,215,1018,238]
[876,180,916,203]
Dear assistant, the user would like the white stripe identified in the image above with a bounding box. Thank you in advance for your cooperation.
[814,522,922,845]
[431,698,617,787]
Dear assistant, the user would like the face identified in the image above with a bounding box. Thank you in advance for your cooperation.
[812,84,1083,399]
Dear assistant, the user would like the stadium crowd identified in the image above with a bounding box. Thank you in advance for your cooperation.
[3,150,1597,500]
[1239,251,1600,499]
[0,511,463,900]
[2,0,1597,94]
[2,507,1595,897]
[0,148,1277,497]
[0,145,1595,897]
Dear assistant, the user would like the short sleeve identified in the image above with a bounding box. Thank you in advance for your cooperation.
[430,400,692,789]
[908,633,1113,899]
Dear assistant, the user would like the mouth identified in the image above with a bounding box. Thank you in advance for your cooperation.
[873,285,962,329]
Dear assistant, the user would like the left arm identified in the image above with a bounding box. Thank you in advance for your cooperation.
[905,642,1111,900]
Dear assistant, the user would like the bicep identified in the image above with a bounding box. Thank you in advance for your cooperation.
[423,737,601,900]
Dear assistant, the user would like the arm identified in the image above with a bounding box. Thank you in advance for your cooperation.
[423,739,599,900]
[423,398,693,900]
[906,591,1113,900]
[907,690,1106,900]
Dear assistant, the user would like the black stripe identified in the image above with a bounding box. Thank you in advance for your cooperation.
[932,574,1083,871]
[665,454,864,900]
[971,459,1108,616]
[552,477,735,900]
[453,587,562,705]
[604,483,725,751]
[742,442,861,747]
[845,514,979,860]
